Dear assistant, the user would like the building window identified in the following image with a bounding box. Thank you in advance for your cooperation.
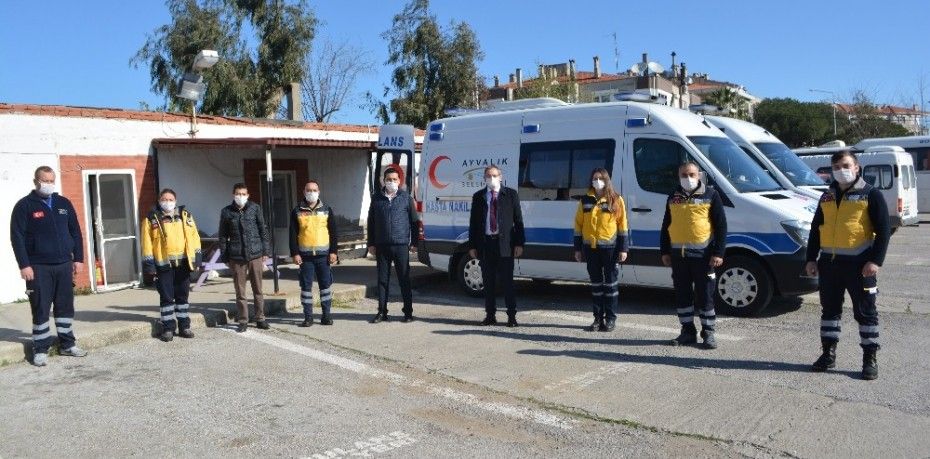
[518,139,615,201]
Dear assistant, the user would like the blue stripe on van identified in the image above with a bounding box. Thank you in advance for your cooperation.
[424,225,800,255]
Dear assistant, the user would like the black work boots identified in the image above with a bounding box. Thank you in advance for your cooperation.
[811,340,837,371]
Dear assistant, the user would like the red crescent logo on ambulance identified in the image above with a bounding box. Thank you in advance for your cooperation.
[428,155,451,189]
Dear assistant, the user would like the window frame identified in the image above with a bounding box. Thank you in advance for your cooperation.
[518,139,616,201]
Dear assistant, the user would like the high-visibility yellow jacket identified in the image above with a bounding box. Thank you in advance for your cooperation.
[660,182,727,258]
[289,200,338,256]
[573,190,629,251]
[141,206,202,272]
[806,177,890,264]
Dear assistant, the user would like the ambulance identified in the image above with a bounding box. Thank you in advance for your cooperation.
[410,99,818,315]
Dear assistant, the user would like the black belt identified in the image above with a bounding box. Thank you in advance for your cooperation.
[485,234,500,240]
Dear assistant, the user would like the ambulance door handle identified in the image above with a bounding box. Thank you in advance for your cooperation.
[631,207,652,213]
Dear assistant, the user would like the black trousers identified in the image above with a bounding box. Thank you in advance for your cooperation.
[818,259,879,350]
[671,255,716,332]
[27,262,76,353]
[155,262,192,332]
[481,236,516,317]
[583,246,618,321]
[376,244,413,315]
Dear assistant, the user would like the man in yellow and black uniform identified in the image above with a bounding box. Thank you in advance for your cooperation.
[289,180,338,327]
[660,162,727,349]
[806,151,889,380]
[141,189,202,342]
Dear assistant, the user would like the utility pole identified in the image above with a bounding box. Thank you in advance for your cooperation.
[810,88,837,136]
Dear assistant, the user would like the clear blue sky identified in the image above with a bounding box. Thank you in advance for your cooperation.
[1,0,927,125]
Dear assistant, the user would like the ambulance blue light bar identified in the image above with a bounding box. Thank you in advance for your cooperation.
[429,123,445,132]
[626,118,648,128]
[429,132,444,141]
[522,124,541,134]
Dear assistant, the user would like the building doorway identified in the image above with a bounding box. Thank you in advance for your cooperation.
[85,171,140,291]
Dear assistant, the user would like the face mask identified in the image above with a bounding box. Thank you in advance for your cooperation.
[305,191,319,203]
[832,168,856,185]
[234,195,249,207]
[680,177,699,191]
[37,182,56,197]
[160,201,176,212]
[485,176,501,191]
[384,182,399,194]
[592,179,605,191]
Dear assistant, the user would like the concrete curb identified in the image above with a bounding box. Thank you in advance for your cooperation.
[0,271,443,367]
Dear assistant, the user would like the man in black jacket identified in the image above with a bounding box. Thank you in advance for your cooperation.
[367,168,419,323]
[468,165,526,327]
[660,162,727,349]
[10,166,88,366]
[218,183,271,332]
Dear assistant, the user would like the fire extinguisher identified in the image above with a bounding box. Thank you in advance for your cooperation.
[95,259,104,286]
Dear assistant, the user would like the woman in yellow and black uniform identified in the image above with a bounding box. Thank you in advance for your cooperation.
[805,150,890,380]
[574,168,629,332]
[660,162,727,349]
[141,189,202,342]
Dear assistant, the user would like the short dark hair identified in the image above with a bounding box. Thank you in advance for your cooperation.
[383,167,400,179]
[232,182,248,193]
[484,165,502,176]
[159,188,177,199]
[678,161,700,172]
[34,166,54,180]
[831,150,858,165]
[305,180,320,188]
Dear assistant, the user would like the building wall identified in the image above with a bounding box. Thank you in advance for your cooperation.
[0,111,386,304]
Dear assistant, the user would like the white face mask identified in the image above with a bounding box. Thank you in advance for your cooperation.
[37,182,56,197]
[832,168,857,185]
[592,179,605,191]
[160,201,176,212]
[485,176,501,191]
[305,191,319,203]
[680,177,699,191]
[234,195,249,207]
[384,181,399,194]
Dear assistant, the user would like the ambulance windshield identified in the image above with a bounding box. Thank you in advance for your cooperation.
[688,136,784,193]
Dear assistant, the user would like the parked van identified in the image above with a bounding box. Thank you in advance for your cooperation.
[705,116,827,202]
[798,146,919,228]
[412,99,818,315]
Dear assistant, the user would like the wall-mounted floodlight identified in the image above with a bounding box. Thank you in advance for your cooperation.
[175,49,220,137]
[192,50,219,71]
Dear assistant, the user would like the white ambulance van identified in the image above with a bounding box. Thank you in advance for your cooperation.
[798,146,919,229]
[414,99,818,315]
[705,116,828,200]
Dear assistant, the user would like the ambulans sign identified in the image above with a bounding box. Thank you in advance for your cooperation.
[377,124,415,152]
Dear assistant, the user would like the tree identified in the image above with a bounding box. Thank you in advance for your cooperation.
[132,0,316,118]
[837,91,910,144]
[753,98,835,147]
[703,87,752,120]
[372,0,484,128]
[300,38,375,122]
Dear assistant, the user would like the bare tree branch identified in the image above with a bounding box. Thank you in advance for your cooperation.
[300,38,375,122]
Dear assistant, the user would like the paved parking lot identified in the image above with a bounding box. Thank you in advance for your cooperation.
[1,221,928,458]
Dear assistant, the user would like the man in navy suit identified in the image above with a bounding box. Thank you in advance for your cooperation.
[468,165,526,327]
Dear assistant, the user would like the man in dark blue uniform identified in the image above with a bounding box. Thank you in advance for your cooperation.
[10,166,88,366]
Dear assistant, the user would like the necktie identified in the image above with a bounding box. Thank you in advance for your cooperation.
[490,191,498,233]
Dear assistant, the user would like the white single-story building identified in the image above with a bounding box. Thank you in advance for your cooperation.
[0,103,421,303]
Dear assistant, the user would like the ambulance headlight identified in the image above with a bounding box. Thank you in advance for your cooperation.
[780,220,811,246]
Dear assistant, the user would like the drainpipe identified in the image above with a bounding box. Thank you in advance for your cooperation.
[265,148,279,293]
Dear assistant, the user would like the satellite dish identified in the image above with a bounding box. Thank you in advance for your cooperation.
[630,61,664,75]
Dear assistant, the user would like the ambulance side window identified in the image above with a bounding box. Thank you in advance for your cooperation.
[862,165,892,190]
[633,138,694,194]
[518,139,615,201]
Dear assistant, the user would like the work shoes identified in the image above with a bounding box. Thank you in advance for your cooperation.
[299,318,313,327]
[670,326,698,346]
[506,316,518,328]
[480,315,497,326]
[159,330,174,342]
[701,330,718,349]
[32,353,48,367]
[862,349,878,380]
[811,341,837,372]
[371,313,389,324]
[587,319,603,332]
[603,319,616,332]
[60,346,88,357]
[236,323,248,333]
[401,315,414,323]
[178,329,195,339]
[256,320,270,330]
[320,316,334,326]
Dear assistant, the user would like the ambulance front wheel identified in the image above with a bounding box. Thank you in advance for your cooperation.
[715,255,773,316]
[456,253,485,297]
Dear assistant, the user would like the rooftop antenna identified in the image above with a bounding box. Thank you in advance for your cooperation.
[612,32,620,73]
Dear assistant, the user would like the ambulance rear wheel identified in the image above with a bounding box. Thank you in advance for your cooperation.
[715,255,773,316]
[456,253,485,297]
